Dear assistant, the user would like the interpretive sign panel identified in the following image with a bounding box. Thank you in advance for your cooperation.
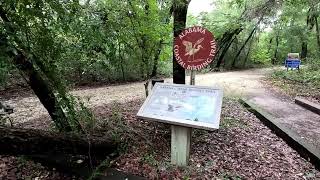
[137,83,223,131]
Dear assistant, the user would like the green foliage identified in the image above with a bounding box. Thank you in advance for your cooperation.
[306,57,320,71]
[67,0,173,82]
[250,49,271,65]
[190,0,280,69]
[186,0,320,69]
[61,95,96,132]
[0,0,173,88]
[250,42,272,65]
[0,0,174,132]
[103,103,127,142]
[158,60,173,77]
[196,0,243,39]
[270,58,320,99]
[272,67,320,86]
[0,60,10,87]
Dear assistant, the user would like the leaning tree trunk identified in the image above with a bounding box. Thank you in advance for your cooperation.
[231,27,256,68]
[15,53,72,132]
[315,16,320,52]
[242,37,254,67]
[172,0,190,84]
[214,28,243,68]
[0,6,73,132]
[0,126,117,157]
[215,37,236,68]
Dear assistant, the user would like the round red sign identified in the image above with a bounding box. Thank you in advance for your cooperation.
[174,26,217,70]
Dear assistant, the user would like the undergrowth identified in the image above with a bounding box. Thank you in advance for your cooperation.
[271,68,320,86]
[269,61,320,101]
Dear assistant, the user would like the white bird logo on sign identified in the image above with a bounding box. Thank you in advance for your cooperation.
[182,38,204,61]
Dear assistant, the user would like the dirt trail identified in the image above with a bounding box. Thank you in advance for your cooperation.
[194,68,270,96]
[1,82,147,127]
[1,69,267,125]
[1,69,270,127]
[2,67,320,148]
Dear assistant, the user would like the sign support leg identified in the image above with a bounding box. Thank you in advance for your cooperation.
[190,70,195,85]
[171,125,191,166]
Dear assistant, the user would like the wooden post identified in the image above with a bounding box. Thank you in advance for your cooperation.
[171,126,191,166]
[170,70,195,166]
[190,70,195,85]
[170,0,189,166]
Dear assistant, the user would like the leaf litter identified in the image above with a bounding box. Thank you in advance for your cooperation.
[96,98,320,179]
[1,68,319,179]
[1,97,319,179]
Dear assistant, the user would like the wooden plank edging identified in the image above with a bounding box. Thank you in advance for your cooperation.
[295,97,320,116]
[239,98,320,170]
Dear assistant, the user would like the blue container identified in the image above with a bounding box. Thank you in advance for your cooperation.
[285,59,301,70]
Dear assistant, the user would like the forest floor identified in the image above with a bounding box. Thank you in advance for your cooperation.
[1,68,320,179]
[266,68,320,104]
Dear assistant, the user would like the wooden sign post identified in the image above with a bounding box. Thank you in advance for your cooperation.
[170,71,195,166]
[171,125,191,165]
[137,26,218,167]
[172,26,217,166]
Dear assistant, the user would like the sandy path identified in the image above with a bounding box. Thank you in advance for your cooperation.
[2,68,271,126]
[5,67,319,149]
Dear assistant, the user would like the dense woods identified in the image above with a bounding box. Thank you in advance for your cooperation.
[0,0,320,178]
[1,0,320,86]
[188,0,320,68]
[0,0,319,140]
[1,0,319,88]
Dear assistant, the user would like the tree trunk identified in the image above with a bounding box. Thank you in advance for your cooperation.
[301,15,310,59]
[215,37,236,68]
[0,6,73,132]
[15,52,74,131]
[315,16,320,52]
[0,126,118,178]
[214,28,243,68]
[233,37,239,53]
[274,34,279,62]
[118,42,125,81]
[301,42,308,59]
[151,5,172,78]
[172,0,190,84]
[0,126,117,156]
[151,39,163,77]
[267,38,273,54]
[231,27,256,68]
[242,37,254,67]
[301,8,316,59]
